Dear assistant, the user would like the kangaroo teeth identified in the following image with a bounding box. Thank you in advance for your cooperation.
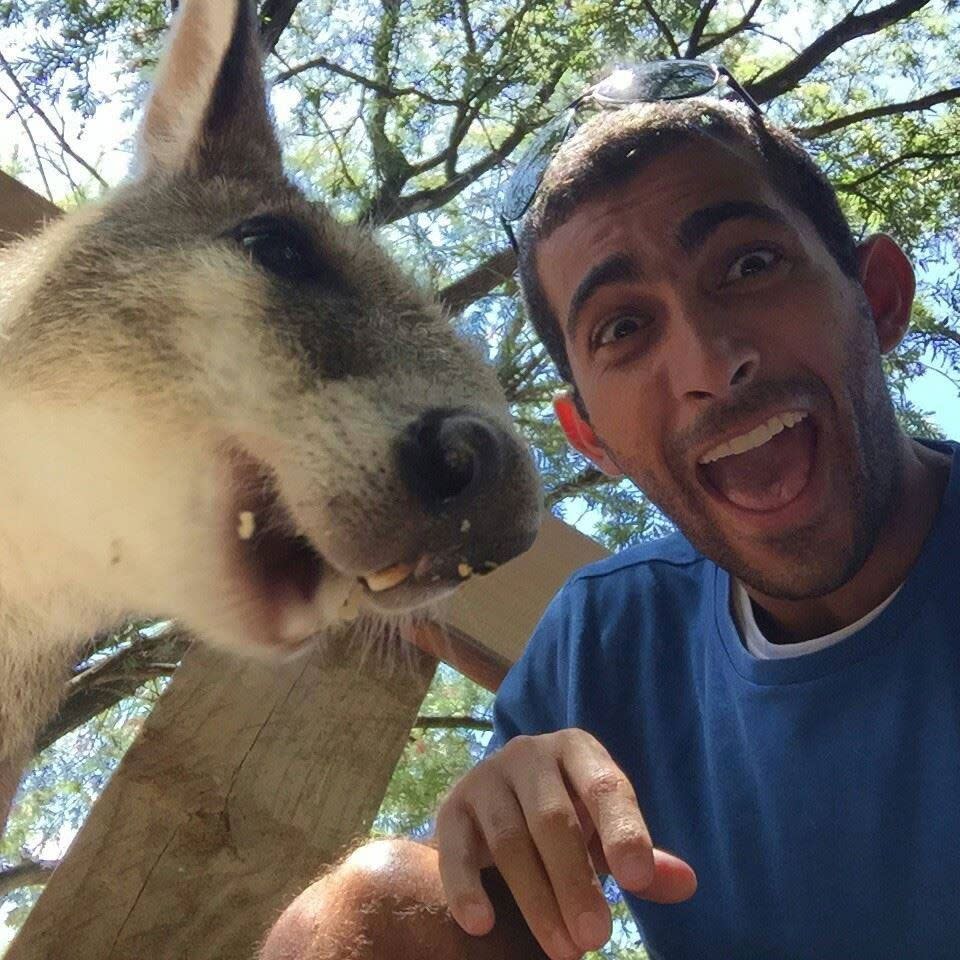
[237,510,256,540]
[457,562,473,579]
[699,411,808,465]
[363,561,415,592]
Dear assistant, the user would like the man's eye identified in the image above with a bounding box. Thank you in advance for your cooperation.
[595,315,643,347]
[724,248,780,284]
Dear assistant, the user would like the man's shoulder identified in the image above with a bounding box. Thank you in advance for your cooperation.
[547,531,716,625]
[502,530,718,732]
[568,530,708,587]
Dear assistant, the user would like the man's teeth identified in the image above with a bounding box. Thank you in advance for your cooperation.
[699,411,808,464]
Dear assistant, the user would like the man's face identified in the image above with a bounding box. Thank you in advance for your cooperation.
[538,139,906,599]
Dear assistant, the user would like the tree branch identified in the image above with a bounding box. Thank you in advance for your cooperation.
[0,86,54,202]
[259,0,302,52]
[478,0,544,58]
[456,0,477,54]
[437,247,517,316]
[503,345,551,399]
[272,55,461,106]
[746,0,931,103]
[0,858,58,897]
[363,62,565,226]
[684,0,722,58]
[792,85,960,139]
[35,628,192,754]
[413,715,493,731]
[0,52,108,190]
[640,0,682,58]
[546,467,610,506]
[365,0,415,204]
[924,323,960,351]
[494,304,529,383]
[695,0,765,56]
[836,149,959,191]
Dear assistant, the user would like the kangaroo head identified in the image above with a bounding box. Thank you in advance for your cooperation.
[0,0,540,661]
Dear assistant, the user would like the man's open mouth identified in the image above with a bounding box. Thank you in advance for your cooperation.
[696,410,817,514]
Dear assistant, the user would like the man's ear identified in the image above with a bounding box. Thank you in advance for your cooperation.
[553,391,622,476]
[856,234,915,353]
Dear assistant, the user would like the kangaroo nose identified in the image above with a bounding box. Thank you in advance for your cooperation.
[396,408,503,509]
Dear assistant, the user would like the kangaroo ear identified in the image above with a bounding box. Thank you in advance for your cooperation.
[136,0,282,181]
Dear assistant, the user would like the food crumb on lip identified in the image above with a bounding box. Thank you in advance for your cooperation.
[237,510,256,540]
[338,581,364,621]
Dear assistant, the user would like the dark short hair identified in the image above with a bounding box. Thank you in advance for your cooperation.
[517,98,860,386]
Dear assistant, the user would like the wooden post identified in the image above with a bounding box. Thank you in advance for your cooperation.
[417,514,609,689]
[6,636,436,960]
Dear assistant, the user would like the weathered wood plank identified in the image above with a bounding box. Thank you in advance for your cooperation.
[7,634,436,960]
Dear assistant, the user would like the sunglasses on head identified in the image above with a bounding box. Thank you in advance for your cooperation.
[498,59,764,251]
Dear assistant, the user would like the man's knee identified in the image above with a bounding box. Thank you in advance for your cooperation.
[260,837,548,960]
[260,838,457,960]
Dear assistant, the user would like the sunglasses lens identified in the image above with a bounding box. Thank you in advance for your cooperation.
[499,113,573,222]
[593,60,718,104]
[498,60,743,231]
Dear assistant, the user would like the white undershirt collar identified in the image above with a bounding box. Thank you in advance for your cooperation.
[731,578,903,660]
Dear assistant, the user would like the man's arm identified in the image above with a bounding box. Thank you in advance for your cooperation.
[259,733,696,960]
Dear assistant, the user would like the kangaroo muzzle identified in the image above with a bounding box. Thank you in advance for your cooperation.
[339,407,539,613]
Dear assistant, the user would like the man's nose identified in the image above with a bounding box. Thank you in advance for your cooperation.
[667,304,760,402]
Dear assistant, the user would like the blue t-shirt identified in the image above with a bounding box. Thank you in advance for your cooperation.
[489,441,960,959]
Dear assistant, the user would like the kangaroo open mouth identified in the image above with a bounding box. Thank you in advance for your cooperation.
[227,446,324,645]
[223,445,518,640]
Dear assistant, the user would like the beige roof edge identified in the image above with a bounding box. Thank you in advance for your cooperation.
[444,512,609,668]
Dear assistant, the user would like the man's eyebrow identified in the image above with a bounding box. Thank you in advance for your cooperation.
[566,254,641,339]
[677,200,788,254]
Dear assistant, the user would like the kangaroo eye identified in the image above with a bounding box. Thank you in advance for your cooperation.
[231,215,325,284]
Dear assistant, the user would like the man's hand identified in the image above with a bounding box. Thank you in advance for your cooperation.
[435,728,697,959]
